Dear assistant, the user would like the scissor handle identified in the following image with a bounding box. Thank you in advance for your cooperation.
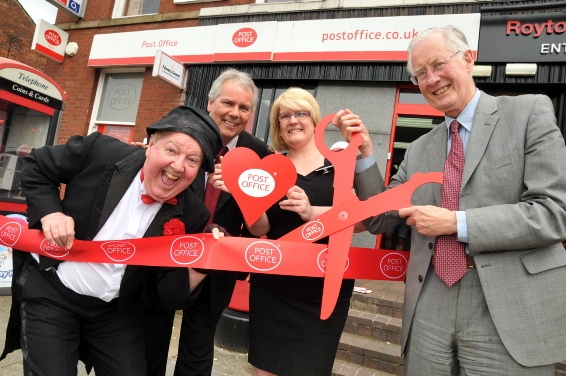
[315,113,363,198]
[315,113,363,168]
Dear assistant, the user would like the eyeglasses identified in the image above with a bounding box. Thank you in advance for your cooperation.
[278,110,311,123]
[410,51,462,85]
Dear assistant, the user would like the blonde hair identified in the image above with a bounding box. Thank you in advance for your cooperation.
[269,88,321,152]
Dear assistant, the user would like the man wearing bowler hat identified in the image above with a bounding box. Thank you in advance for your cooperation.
[143,68,273,376]
[0,105,223,376]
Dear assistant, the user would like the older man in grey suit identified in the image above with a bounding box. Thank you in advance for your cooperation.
[338,25,566,375]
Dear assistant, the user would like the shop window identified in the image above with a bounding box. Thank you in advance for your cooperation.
[0,101,51,201]
[113,0,160,17]
[398,89,431,105]
[90,70,145,143]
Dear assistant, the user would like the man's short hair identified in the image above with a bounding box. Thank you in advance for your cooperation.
[208,68,259,109]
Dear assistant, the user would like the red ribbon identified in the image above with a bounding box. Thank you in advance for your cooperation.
[0,215,408,281]
[0,172,447,282]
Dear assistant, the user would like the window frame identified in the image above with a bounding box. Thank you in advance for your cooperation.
[89,68,146,135]
[111,0,160,18]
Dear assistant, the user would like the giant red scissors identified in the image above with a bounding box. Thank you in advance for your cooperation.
[278,114,443,319]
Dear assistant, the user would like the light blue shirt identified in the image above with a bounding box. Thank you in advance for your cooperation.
[355,89,482,245]
[449,89,481,244]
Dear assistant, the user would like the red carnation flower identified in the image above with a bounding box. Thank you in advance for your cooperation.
[163,218,185,236]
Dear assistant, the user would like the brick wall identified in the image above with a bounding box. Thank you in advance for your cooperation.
[41,19,200,144]
[42,0,255,145]
[0,0,47,71]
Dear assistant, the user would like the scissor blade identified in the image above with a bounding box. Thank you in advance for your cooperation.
[279,171,444,243]
[320,225,355,320]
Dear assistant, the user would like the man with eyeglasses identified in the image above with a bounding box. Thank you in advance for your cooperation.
[339,25,566,375]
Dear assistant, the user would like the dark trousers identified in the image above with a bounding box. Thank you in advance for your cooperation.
[173,282,224,376]
[18,264,146,376]
[144,274,235,376]
[143,303,175,376]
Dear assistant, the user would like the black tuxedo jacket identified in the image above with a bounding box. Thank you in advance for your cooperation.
[1,132,210,360]
[191,131,271,314]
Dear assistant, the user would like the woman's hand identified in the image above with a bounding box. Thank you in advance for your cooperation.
[280,186,331,222]
[279,186,314,221]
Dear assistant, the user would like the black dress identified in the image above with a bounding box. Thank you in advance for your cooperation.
[248,159,355,376]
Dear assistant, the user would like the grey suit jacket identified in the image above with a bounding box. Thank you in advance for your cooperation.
[355,92,566,367]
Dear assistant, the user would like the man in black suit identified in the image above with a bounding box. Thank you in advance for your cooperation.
[144,69,271,376]
[0,105,223,376]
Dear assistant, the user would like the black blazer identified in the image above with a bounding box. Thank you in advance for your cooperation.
[23,132,209,308]
[191,131,271,314]
[1,132,210,360]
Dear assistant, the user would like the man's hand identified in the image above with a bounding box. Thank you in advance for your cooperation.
[333,109,373,158]
[188,268,207,292]
[130,141,148,149]
[190,224,229,279]
[207,156,230,193]
[40,212,75,249]
[203,223,229,239]
[398,205,457,237]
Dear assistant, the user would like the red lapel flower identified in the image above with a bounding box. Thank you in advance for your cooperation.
[163,218,185,236]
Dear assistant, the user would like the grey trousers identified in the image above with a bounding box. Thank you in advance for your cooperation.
[404,265,554,376]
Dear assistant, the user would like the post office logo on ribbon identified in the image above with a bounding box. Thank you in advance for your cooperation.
[40,239,70,258]
[170,236,205,265]
[101,241,136,262]
[245,240,282,271]
[380,252,408,279]
[0,221,22,247]
[0,222,22,247]
[317,249,349,273]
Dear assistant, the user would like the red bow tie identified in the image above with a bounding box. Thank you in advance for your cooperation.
[141,194,177,205]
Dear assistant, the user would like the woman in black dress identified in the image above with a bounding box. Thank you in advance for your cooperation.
[245,87,365,376]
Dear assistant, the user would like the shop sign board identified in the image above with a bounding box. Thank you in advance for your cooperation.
[31,19,69,63]
[46,0,87,18]
[152,50,186,89]
[89,27,213,67]
[273,14,479,62]
[0,67,64,109]
[88,13,480,67]
[213,22,278,61]
[478,12,566,63]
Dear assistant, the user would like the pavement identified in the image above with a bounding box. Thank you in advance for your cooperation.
[0,295,254,376]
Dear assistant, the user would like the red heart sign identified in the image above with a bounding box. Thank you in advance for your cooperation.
[222,147,297,226]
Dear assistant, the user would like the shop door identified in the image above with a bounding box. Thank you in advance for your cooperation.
[379,86,443,251]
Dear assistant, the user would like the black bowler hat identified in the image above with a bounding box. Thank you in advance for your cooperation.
[147,105,222,173]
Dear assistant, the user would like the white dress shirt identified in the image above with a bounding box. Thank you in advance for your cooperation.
[56,170,162,302]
